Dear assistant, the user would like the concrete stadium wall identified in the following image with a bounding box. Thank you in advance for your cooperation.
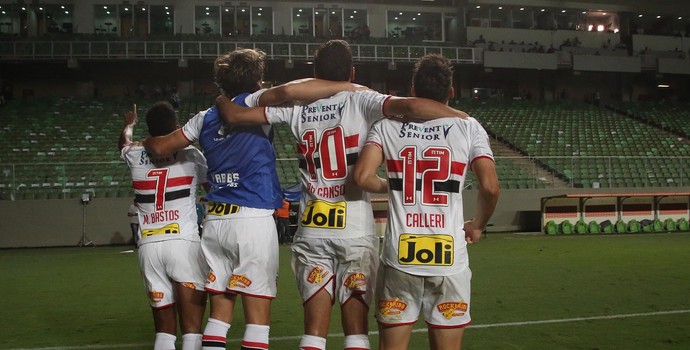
[3,187,688,248]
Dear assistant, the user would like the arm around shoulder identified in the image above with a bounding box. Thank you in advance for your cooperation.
[143,129,191,156]
[353,143,388,194]
[383,97,469,120]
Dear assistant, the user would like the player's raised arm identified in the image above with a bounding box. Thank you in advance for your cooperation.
[383,96,469,121]
[143,129,191,156]
[257,78,364,106]
[353,143,388,194]
[118,104,139,151]
[464,157,499,244]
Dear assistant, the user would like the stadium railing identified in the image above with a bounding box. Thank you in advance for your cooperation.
[0,40,479,63]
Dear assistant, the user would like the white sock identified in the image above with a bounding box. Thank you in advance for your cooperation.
[201,318,231,350]
[241,324,270,349]
[299,334,327,350]
[181,333,202,350]
[154,332,177,350]
[344,334,370,349]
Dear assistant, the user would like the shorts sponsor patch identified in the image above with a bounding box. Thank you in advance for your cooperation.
[228,274,252,289]
[379,298,408,317]
[149,290,164,303]
[398,234,454,266]
[206,271,217,284]
[343,272,366,289]
[181,282,196,289]
[307,266,329,284]
[301,199,346,229]
[437,301,468,319]
[141,223,180,237]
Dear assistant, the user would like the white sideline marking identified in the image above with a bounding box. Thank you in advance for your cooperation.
[8,309,690,350]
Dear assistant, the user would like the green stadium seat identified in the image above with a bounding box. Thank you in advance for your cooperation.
[575,220,588,234]
[615,220,627,233]
[627,219,641,233]
[545,220,558,235]
[664,218,677,231]
[677,218,689,231]
[560,220,574,234]
[588,221,601,234]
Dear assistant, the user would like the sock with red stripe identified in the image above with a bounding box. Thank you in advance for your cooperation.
[299,335,327,350]
[344,334,370,350]
[240,324,270,350]
[154,332,177,350]
[201,318,231,350]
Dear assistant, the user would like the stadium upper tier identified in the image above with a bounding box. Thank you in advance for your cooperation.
[1,97,689,200]
[456,99,690,189]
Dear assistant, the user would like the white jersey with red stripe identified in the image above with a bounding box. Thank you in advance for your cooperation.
[121,145,207,245]
[258,90,390,239]
[365,116,493,276]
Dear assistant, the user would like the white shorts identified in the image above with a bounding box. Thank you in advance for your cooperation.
[375,264,472,328]
[291,235,379,306]
[138,239,207,309]
[201,216,279,298]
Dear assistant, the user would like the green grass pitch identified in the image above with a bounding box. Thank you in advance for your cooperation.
[1,232,690,349]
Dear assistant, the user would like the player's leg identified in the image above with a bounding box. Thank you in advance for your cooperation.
[337,236,379,350]
[428,326,465,350]
[230,216,279,350]
[378,323,414,350]
[301,289,333,350]
[292,237,335,350]
[341,295,372,350]
[139,242,179,349]
[200,219,237,350]
[423,268,473,350]
[167,239,209,350]
[374,264,423,350]
[152,306,179,350]
[175,282,207,350]
[202,292,237,350]
[240,295,272,350]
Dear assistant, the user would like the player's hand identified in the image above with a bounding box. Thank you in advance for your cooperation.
[464,219,483,244]
[124,104,138,126]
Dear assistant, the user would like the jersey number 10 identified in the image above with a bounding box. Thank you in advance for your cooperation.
[301,125,348,182]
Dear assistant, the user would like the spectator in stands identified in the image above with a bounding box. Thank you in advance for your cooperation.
[547,45,556,53]
[475,34,486,44]
[353,53,499,350]
[169,88,180,110]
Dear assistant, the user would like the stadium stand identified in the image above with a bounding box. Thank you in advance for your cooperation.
[455,99,690,189]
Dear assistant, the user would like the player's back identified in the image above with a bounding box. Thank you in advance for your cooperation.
[121,145,206,245]
[266,90,389,239]
[368,116,493,276]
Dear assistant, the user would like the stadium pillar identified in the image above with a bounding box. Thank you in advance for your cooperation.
[456,0,468,45]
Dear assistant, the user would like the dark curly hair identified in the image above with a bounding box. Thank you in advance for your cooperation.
[412,54,453,103]
[146,101,178,137]
[214,48,266,98]
[314,40,353,82]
